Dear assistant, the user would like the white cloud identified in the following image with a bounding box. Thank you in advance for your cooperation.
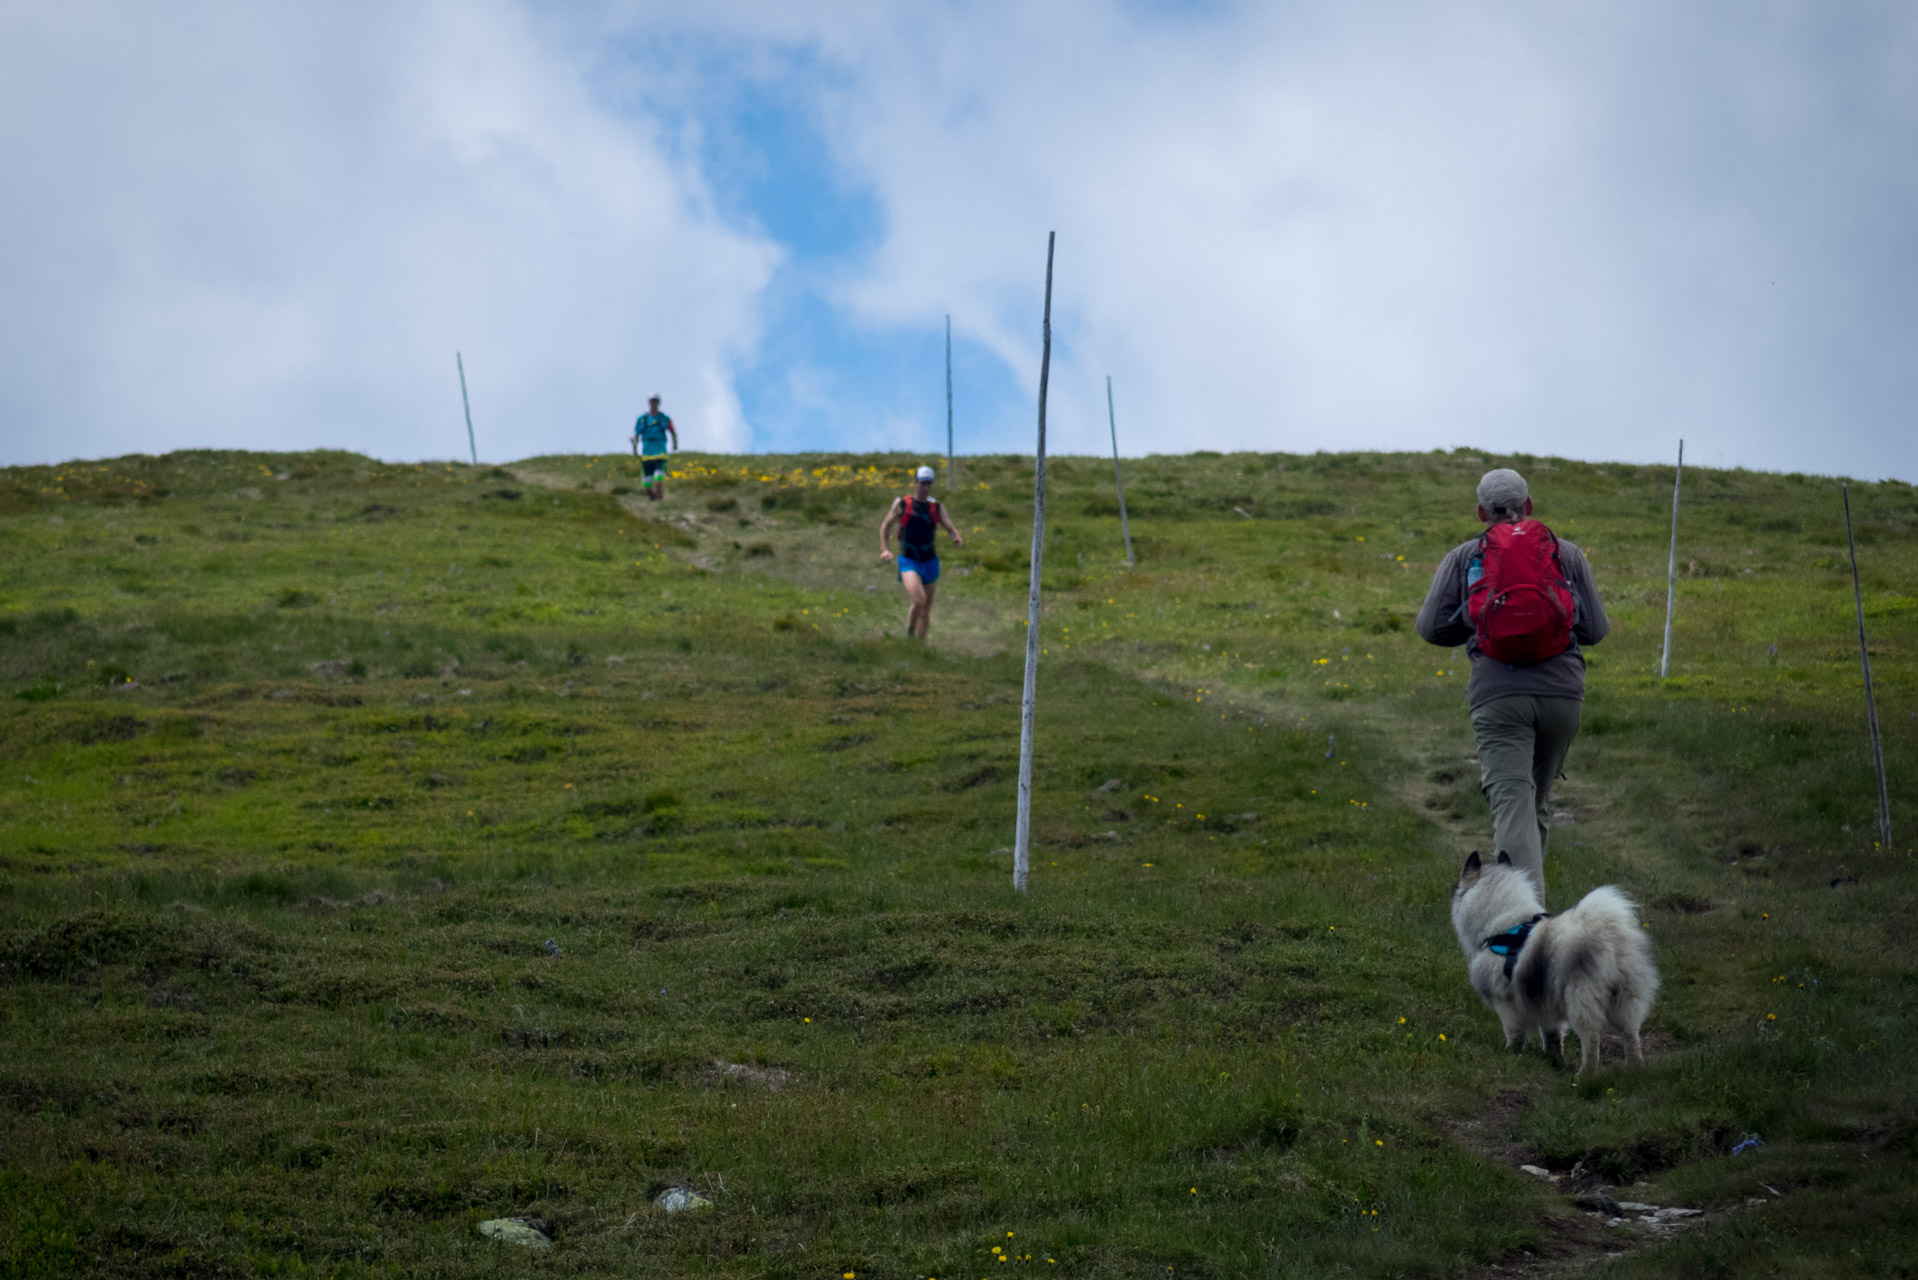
[0,0,776,464]
[638,1,1918,478]
[6,2,1917,479]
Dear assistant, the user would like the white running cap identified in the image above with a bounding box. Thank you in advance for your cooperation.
[915,465,936,482]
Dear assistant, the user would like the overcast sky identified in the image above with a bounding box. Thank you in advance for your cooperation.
[3,1,1915,477]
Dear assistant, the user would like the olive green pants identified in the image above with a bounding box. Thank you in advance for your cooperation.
[1469,695,1582,897]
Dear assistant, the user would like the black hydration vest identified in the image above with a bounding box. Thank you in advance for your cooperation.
[900,496,940,560]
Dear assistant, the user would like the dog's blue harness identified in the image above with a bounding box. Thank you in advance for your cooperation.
[1483,913,1548,977]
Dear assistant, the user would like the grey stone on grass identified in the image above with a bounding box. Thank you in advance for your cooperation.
[478,1217,552,1249]
[654,1187,713,1213]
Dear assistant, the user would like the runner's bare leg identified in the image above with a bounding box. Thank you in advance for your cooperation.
[901,571,930,638]
[917,580,938,638]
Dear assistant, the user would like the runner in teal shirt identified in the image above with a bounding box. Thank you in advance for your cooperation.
[630,396,678,502]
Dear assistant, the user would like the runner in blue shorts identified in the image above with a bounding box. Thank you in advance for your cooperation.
[630,396,678,502]
[879,465,964,639]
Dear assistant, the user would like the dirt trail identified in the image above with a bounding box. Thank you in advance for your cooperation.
[510,465,1021,657]
[511,462,1640,880]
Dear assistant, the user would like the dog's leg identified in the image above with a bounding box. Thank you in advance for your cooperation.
[1540,1027,1562,1065]
[1577,1028,1601,1078]
[1626,1026,1644,1064]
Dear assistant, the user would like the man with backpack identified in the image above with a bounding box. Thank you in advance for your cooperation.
[879,465,964,639]
[1416,468,1609,895]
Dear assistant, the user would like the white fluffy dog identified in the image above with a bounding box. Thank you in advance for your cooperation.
[1451,851,1659,1077]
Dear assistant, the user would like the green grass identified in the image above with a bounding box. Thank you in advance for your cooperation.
[0,446,1913,1278]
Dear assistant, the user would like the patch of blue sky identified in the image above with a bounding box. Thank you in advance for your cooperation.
[736,282,1032,463]
[1115,0,1239,20]
[693,65,878,262]
[605,36,1033,459]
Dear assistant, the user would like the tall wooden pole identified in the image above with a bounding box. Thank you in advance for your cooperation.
[945,315,954,490]
[1106,376,1135,566]
[1013,233,1055,895]
[456,352,478,465]
[1843,484,1894,853]
[1659,439,1683,678]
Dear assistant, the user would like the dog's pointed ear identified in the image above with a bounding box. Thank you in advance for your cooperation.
[1458,851,1483,889]
[1495,850,1512,866]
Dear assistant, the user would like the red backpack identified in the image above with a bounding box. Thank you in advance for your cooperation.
[1467,520,1576,665]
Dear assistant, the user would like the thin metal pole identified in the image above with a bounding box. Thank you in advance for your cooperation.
[1844,484,1894,853]
[1014,233,1055,895]
[1106,376,1135,566]
[945,315,954,490]
[1659,439,1683,677]
[457,352,478,465]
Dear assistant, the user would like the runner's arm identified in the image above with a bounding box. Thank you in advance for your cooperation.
[667,418,678,452]
[936,503,964,548]
[878,499,902,560]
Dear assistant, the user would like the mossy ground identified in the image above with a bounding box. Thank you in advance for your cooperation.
[1,448,1913,1277]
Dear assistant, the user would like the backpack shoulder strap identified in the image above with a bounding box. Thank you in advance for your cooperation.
[1446,538,1484,627]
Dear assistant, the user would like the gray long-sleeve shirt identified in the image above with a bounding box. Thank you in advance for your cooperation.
[1414,531,1610,709]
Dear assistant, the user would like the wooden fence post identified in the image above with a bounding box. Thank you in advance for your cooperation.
[1013,234,1056,894]
[1659,439,1683,677]
[1107,376,1134,565]
[1844,484,1894,853]
[456,353,478,466]
[946,315,955,490]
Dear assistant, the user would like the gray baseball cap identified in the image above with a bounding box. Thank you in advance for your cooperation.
[915,465,936,482]
[1476,468,1529,517]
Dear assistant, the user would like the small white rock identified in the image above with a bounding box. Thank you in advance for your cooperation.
[1519,1165,1556,1181]
[654,1187,713,1213]
[478,1218,552,1249]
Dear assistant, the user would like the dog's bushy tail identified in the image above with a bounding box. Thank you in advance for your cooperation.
[1574,884,1659,1032]
[1578,885,1641,934]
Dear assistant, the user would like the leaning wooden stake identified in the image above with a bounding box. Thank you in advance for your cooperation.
[456,352,478,465]
[1659,439,1683,677]
[945,315,955,490]
[1013,233,1055,895]
[1106,376,1135,566]
[1843,484,1894,853]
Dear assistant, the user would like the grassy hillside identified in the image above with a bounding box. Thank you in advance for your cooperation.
[0,447,1912,1278]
